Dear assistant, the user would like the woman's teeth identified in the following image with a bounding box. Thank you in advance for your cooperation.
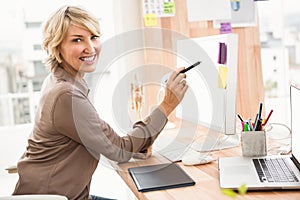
[81,55,95,62]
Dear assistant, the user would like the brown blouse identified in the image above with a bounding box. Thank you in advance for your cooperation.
[13,67,167,200]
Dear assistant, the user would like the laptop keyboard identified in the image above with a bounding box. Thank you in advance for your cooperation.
[253,158,299,183]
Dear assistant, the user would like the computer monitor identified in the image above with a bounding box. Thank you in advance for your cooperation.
[176,34,238,135]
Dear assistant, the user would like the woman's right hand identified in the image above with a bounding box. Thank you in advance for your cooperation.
[159,68,188,116]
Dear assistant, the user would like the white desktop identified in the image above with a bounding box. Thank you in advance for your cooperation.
[153,34,239,161]
[176,33,238,135]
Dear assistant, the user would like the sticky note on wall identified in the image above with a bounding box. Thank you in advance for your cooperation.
[144,13,157,27]
[218,66,229,89]
[164,2,176,15]
[220,22,232,34]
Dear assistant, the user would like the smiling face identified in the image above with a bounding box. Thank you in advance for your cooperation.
[59,24,101,78]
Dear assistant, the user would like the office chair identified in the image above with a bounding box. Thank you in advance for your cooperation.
[0,195,67,200]
[2,167,68,200]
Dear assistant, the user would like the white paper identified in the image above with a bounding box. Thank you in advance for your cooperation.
[214,0,258,28]
[186,0,231,22]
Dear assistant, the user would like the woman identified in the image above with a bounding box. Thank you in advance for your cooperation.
[13,5,188,200]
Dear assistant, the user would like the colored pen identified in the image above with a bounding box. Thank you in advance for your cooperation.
[253,114,259,131]
[258,102,263,120]
[256,119,262,131]
[248,119,253,131]
[179,61,201,74]
[237,114,244,123]
[262,109,273,126]
[243,123,249,132]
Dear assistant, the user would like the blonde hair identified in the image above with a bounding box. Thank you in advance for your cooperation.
[42,5,101,71]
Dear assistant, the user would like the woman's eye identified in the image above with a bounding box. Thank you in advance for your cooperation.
[73,38,82,43]
[91,35,100,40]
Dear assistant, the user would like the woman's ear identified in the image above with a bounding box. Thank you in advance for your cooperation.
[55,50,62,63]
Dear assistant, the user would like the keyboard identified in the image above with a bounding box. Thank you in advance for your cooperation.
[154,138,190,162]
[253,158,299,183]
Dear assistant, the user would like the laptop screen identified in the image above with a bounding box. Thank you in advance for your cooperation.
[291,85,300,162]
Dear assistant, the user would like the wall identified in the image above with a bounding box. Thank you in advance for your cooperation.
[140,0,265,119]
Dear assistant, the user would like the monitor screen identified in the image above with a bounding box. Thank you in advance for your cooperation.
[176,34,238,135]
[291,85,300,161]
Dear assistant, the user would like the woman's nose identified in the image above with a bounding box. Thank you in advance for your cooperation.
[83,40,95,53]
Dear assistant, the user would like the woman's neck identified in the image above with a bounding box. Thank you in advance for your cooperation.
[60,62,84,80]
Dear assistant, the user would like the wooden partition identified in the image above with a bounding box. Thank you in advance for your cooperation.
[140,0,264,119]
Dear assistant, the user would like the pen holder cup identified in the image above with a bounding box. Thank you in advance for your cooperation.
[241,130,267,157]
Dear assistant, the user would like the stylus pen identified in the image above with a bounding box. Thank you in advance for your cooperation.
[179,61,201,74]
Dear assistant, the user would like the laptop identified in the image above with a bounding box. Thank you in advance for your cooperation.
[218,85,300,190]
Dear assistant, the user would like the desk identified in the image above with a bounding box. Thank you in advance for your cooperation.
[112,121,300,200]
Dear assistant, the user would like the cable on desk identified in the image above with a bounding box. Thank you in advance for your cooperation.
[264,122,291,140]
[264,122,291,155]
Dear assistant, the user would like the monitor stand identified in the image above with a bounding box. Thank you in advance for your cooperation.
[190,132,240,152]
